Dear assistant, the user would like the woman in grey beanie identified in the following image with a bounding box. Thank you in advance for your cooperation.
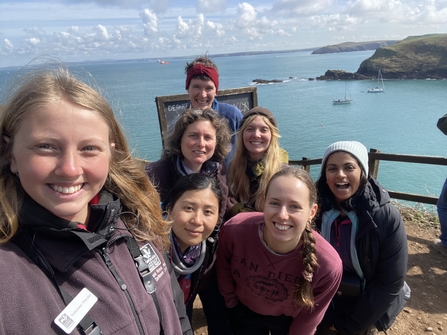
[314,141,410,335]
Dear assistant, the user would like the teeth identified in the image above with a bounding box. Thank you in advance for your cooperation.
[275,223,291,231]
[51,184,82,194]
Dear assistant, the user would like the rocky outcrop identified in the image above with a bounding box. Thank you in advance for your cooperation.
[252,79,283,84]
[316,70,372,80]
[356,34,447,79]
[317,34,447,80]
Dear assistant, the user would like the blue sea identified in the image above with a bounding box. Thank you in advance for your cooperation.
[1,50,447,203]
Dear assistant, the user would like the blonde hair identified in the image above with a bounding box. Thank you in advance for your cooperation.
[266,167,319,308]
[0,66,170,249]
[228,114,283,211]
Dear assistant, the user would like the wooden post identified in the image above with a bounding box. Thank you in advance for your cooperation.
[369,148,380,179]
[302,157,310,172]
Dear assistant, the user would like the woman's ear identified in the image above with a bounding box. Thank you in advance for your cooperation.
[309,203,318,221]
[110,143,116,149]
[4,135,18,174]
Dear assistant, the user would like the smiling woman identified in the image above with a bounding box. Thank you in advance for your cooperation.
[164,174,223,322]
[216,166,342,335]
[0,65,192,334]
[314,141,410,335]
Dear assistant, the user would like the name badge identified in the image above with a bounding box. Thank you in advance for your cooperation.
[54,287,98,334]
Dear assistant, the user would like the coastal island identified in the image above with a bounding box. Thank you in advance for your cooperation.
[317,34,447,80]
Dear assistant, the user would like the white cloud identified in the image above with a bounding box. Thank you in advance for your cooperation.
[140,9,159,35]
[236,2,257,28]
[0,0,447,67]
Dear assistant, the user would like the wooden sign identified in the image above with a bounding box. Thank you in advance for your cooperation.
[155,86,258,142]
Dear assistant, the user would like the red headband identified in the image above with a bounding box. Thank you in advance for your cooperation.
[185,64,219,93]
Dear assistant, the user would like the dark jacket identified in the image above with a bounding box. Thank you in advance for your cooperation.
[0,192,191,335]
[315,177,409,335]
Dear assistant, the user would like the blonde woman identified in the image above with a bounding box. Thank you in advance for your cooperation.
[0,66,191,334]
[227,106,288,218]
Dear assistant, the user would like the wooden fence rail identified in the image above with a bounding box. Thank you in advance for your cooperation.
[289,148,447,205]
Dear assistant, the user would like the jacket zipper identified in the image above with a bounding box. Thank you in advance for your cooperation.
[100,247,145,335]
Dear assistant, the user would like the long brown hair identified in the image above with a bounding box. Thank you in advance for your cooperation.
[0,66,170,249]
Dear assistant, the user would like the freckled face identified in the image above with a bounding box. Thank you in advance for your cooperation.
[325,151,362,204]
[180,120,216,173]
[168,188,220,253]
[187,78,216,110]
[263,175,317,254]
[10,100,113,224]
[242,116,272,160]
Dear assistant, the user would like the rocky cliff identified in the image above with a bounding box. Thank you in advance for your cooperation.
[317,34,447,80]
[356,34,447,79]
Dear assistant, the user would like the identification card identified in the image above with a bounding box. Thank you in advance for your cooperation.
[54,287,98,334]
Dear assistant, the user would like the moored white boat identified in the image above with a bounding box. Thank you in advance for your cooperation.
[368,69,385,93]
[333,83,352,104]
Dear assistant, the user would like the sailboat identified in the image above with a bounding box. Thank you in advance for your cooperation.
[333,83,352,105]
[368,69,384,93]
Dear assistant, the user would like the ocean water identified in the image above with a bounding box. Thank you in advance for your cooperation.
[1,50,447,202]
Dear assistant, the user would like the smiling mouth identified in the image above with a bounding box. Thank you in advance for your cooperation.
[196,99,209,105]
[50,184,83,194]
[274,223,292,231]
[336,182,349,190]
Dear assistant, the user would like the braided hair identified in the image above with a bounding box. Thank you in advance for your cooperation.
[265,166,319,308]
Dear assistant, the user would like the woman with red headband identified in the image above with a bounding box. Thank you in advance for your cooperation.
[185,55,243,167]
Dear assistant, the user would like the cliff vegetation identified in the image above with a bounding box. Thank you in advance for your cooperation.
[357,34,447,79]
[317,34,447,80]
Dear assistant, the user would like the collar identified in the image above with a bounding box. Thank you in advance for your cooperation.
[17,191,125,272]
[176,155,219,177]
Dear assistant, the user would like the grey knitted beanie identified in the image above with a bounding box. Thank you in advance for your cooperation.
[321,141,369,175]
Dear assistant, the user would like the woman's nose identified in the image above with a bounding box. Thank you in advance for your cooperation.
[55,151,82,178]
[192,212,204,225]
[278,206,289,220]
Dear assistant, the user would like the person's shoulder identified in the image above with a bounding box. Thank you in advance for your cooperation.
[146,159,172,177]
[214,100,243,117]
[224,211,263,228]
[0,242,35,272]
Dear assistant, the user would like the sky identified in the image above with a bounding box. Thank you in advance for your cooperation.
[1,0,447,68]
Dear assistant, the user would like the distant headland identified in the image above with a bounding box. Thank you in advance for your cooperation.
[311,40,399,54]
[317,34,447,80]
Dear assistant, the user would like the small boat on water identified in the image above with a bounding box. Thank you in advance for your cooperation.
[368,69,384,93]
[157,59,169,65]
[333,83,352,105]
